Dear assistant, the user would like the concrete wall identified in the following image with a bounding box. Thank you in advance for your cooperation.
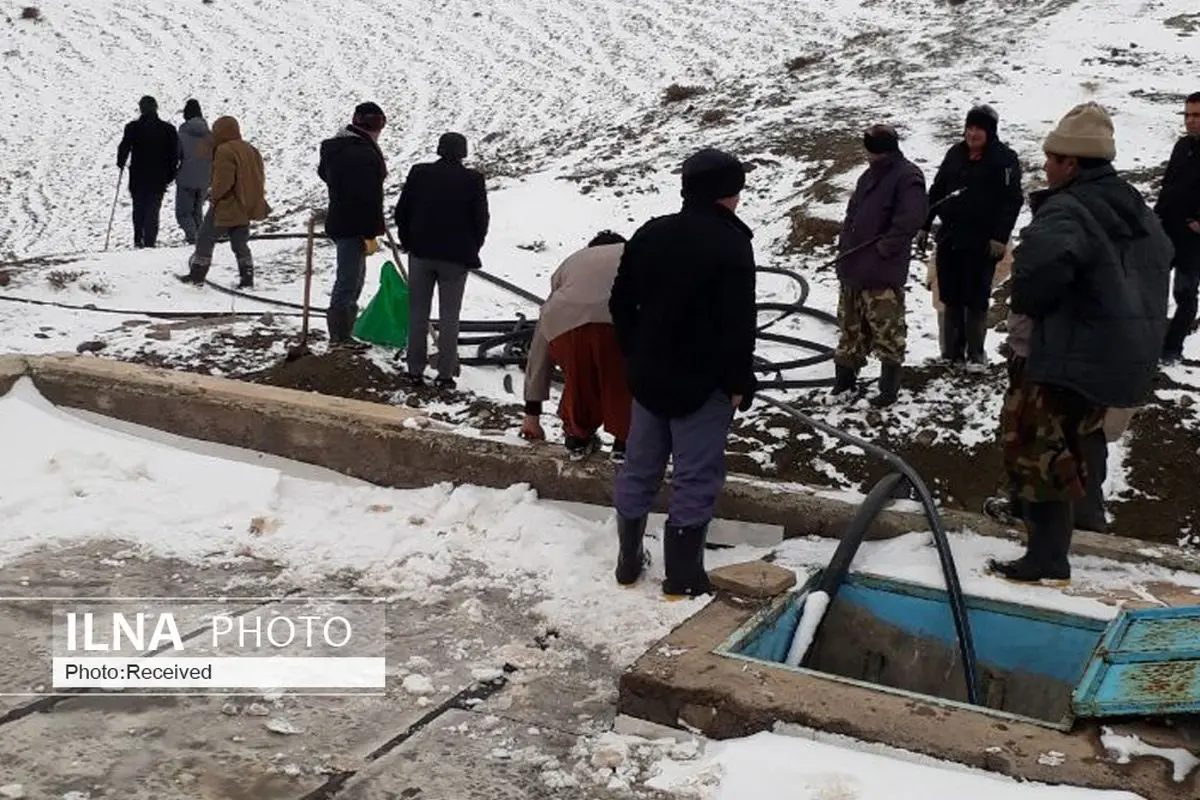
[5,353,1200,573]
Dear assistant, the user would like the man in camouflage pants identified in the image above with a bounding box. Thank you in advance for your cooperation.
[832,125,928,407]
[987,102,1171,584]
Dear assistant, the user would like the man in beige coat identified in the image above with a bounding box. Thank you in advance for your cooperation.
[180,116,269,288]
[520,231,633,462]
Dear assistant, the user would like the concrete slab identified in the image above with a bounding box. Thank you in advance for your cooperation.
[0,353,25,396]
[617,594,1199,798]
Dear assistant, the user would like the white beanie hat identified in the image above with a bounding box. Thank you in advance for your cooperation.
[1042,102,1116,161]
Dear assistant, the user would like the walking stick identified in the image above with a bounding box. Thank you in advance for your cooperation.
[285,213,318,362]
[103,166,124,252]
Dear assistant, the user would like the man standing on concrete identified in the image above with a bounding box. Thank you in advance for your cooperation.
[609,148,757,597]
[116,95,179,248]
[174,99,212,245]
[987,102,1171,584]
[317,102,389,351]
[1156,91,1200,363]
[918,105,1024,372]
[832,125,928,407]
[520,230,632,462]
[395,132,490,389]
[179,116,269,289]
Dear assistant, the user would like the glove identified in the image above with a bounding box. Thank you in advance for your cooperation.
[364,237,379,255]
[988,240,1006,259]
[915,230,929,251]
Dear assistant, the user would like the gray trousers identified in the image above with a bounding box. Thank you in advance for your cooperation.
[175,187,205,243]
[614,392,735,528]
[188,207,252,280]
[406,256,469,379]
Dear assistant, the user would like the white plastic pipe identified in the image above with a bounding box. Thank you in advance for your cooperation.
[784,590,831,667]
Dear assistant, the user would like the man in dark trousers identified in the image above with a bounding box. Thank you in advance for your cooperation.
[609,148,757,597]
[175,99,212,245]
[1156,91,1200,363]
[116,95,179,248]
[918,105,1024,372]
[317,102,388,351]
[832,125,928,407]
[988,102,1171,584]
[394,132,490,389]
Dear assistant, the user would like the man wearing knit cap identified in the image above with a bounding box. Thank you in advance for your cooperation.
[1156,91,1200,362]
[395,132,490,389]
[318,102,389,350]
[987,102,1171,584]
[608,147,758,597]
[174,99,212,244]
[832,125,928,407]
[919,104,1024,372]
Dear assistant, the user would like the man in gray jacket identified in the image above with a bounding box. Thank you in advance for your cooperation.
[987,102,1172,584]
[175,99,212,244]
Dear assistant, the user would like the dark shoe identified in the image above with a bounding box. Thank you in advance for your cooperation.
[965,308,989,367]
[832,363,858,395]
[176,273,204,286]
[565,434,600,461]
[400,372,426,388]
[237,263,254,290]
[869,363,902,408]
[661,522,713,597]
[610,439,627,464]
[434,377,457,391]
[1161,350,1183,366]
[615,515,649,585]
[985,501,1071,585]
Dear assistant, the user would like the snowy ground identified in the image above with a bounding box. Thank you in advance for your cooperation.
[4,377,1195,797]
[4,0,1200,545]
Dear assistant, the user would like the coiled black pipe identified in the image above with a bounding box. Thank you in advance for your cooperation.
[756,393,981,706]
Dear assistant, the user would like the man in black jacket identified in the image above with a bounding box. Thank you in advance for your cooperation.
[608,148,758,597]
[394,133,490,389]
[987,102,1171,584]
[317,102,388,350]
[116,95,180,248]
[1156,91,1200,362]
[919,105,1024,372]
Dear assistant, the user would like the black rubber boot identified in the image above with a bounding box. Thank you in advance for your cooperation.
[237,260,254,290]
[832,363,857,395]
[662,523,713,597]
[986,500,1072,585]
[1074,429,1108,533]
[330,304,368,352]
[869,362,902,408]
[965,308,989,373]
[615,515,649,586]
[178,256,209,285]
[941,306,966,363]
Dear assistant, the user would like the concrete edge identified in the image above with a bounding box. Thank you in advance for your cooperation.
[616,597,1195,798]
[9,353,1200,576]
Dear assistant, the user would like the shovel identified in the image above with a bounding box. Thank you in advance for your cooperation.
[286,213,320,362]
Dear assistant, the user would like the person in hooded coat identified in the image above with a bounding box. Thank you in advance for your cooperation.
[317,102,389,351]
[179,116,269,288]
[175,99,213,244]
[116,95,180,248]
[987,102,1172,585]
[394,132,490,389]
[919,105,1024,372]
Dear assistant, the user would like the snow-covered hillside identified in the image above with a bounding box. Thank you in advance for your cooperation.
[2,0,1199,543]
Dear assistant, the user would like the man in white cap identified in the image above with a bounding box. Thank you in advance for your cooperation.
[987,102,1172,585]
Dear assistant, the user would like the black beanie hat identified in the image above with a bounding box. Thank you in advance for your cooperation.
[863,125,900,155]
[680,148,746,202]
[139,95,158,116]
[182,99,202,120]
[352,102,386,133]
[965,104,999,136]
[437,132,468,160]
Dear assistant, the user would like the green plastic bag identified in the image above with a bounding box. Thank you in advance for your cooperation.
[352,261,410,349]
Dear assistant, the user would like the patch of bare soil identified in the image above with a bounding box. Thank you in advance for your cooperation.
[245,349,398,402]
[1118,399,1200,547]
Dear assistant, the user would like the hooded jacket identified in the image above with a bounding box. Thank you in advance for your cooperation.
[176,116,213,191]
[318,126,387,239]
[209,117,269,229]
[1012,164,1173,408]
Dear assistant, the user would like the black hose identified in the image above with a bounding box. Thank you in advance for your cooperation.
[757,393,981,706]
[0,292,306,319]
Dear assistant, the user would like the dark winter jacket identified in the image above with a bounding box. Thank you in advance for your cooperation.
[117,113,180,193]
[393,158,490,268]
[317,126,387,240]
[925,139,1024,251]
[609,199,758,418]
[837,152,928,291]
[1153,135,1200,246]
[1012,164,1173,409]
[176,116,213,190]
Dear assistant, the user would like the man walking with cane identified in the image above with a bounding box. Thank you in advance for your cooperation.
[115,95,179,248]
